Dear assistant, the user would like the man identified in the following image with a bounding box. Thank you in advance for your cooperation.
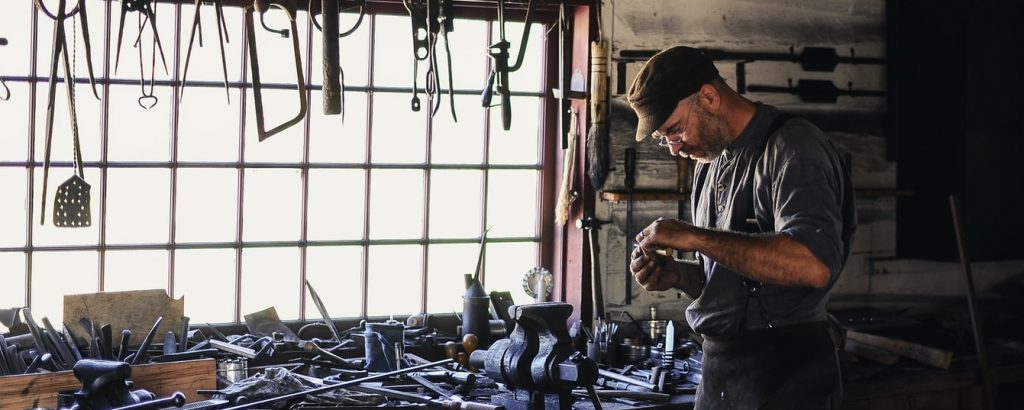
[627,46,856,409]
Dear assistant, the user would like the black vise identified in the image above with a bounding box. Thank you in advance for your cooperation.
[69,359,156,410]
[469,302,598,410]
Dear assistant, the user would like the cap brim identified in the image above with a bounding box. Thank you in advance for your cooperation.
[634,108,672,142]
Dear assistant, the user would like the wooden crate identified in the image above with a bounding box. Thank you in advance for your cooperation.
[0,358,216,409]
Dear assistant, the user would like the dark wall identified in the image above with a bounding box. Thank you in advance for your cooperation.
[893,0,1024,261]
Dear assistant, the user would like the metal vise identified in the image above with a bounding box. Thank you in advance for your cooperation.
[68,359,158,410]
[469,302,598,410]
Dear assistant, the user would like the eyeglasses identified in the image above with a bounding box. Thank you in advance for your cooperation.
[651,100,694,148]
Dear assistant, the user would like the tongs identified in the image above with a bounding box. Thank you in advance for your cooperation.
[181,0,231,103]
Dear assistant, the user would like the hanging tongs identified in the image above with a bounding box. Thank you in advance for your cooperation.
[309,0,367,117]
[37,0,91,227]
[33,0,100,100]
[246,0,307,141]
[482,0,536,131]
[115,0,169,76]
[181,0,231,103]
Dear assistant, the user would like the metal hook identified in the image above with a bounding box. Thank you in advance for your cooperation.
[485,0,537,131]
[309,0,366,38]
[0,37,8,101]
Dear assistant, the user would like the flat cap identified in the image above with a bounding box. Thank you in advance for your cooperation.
[627,46,719,141]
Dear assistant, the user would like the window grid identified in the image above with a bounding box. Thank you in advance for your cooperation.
[1,1,549,323]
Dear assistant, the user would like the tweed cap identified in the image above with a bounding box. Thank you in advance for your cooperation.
[627,46,719,141]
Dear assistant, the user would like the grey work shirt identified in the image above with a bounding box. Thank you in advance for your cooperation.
[686,104,856,336]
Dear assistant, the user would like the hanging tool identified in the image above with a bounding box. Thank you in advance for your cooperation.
[32,0,100,99]
[180,0,230,104]
[245,0,308,141]
[482,0,537,131]
[623,148,636,304]
[310,0,367,117]
[554,107,578,225]
[115,0,168,75]
[38,0,92,227]
[577,216,611,322]
[135,13,159,109]
[405,0,457,119]
[1,37,11,101]
[949,196,996,410]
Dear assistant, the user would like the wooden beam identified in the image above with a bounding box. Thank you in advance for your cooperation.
[846,330,953,369]
[0,359,216,409]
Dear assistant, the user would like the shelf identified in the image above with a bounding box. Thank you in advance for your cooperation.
[600,189,690,202]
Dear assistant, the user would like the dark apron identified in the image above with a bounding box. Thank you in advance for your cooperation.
[696,321,842,410]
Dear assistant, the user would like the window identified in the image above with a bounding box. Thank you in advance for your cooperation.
[0,1,552,326]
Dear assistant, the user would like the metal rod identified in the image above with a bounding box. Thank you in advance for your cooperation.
[949,195,996,410]
[221,358,453,410]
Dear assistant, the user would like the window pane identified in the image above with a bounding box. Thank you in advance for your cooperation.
[33,84,104,164]
[431,94,485,165]
[107,85,172,162]
[308,169,365,241]
[309,91,367,164]
[371,92,426,164]
[1,0,32,76]
[109,1,175,82]
[488,96,541,164]
[0,169,27,247]
[305,246,362,318]
[178,4,244,83]
[244,11,309,84]
[241,247,300,320]
[429,170,481,239]
[242,169,301,241]
[243,89,304,163]
[372,14,416,88]
[30,250,98,325]
[492,22,545,93]
[486,170,538,237]
[0,83,29,161]
[31,167,101,246]
[104,250,168,292]
[310,10,370,87]
[0,252,26,311]
[367,244,421,316]
[178,88,241,162]
[369,169,423,240]
[176,168,237,243]
[175,248,236,323]
[106,168,170,244]
[484,241,538,305]
[442,19,489,91]
[426,243,478,314]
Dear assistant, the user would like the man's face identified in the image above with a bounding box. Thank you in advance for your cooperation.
[652,97,732,163]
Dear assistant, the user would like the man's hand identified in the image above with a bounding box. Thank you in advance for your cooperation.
[629,245,680,292]
[635,217,700,255]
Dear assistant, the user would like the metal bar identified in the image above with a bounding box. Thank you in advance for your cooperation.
[220,359,454,410]
[949,195,995,410]
[478,19,493,288]
[0,161,545,170]
[0,76,547,96]
[25,2,41,310]
[360,13,377,319]
[0,236,542,253]
[234,5,250,324]
[297,10,316,323]
[168,0,184,297]
[97,0,112,293]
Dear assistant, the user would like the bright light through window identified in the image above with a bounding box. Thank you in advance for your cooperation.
[0,2,550,323]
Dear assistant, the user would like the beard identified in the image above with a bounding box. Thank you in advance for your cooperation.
[680,107,732,163]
